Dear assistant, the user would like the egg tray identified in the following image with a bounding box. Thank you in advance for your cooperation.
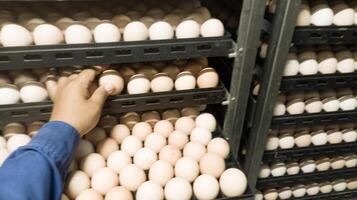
[287,189,357,200]
[256,167,357,189]
[280,73,357,92]
[263,142,357,162]
[292,26,357,46]
[0,33,233,70]
[271,110,357,129]
[0,84,226,127]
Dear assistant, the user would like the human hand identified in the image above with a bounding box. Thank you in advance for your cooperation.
[50,69,114,136]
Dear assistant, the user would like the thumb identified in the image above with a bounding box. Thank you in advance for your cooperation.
[90,84,113,106]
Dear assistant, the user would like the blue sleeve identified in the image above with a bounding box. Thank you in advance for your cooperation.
[0,121,79,200]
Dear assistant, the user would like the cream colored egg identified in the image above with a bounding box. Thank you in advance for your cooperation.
[1,24,33,46]
[279,133,295,149]
[7,134,31,153]
[127,74,151,94]
[286,99,305,115]
[76,189,103,200]
[342,129,357,142]
[91,167,119,194]
[332,179,347,192]
[320,182,332,193]
[107,150,131,173]
[305,99,322,113]
[292,185,306,198]
[151,73,174,92]
[220,168,247,197]
[311,2,333,26]
[190,127,212,146]
[96,138,119,159]
[183,142,206,161]
[123,21,148,41]
[84,127,106,146]
[159,145,182,166]
[263,189,278,200]
[110,124,130,144]
[149,21,174,40]
[287,162,300,175]
[105,186,133,200]
[327,130,343,144]
[193,174,219,200]
[176,20,200,39]
[278,187,292,199]
[306,183,320,196]
[33,24,63,45]
[200,18,224,37]
[149,160,174,186]
[195,113,216,132]
[330,156,345,169]
[132,122,152,141]
[345,154,357,168]
[296,4,311,26]
[271,162,287,177]
[175,157,199,182]
[199,153,225,178]
[175,117,195,134]
[94,22,120,43]
[265,134,279,150]
[284,52,299,76]
[134,148,157,170]
[316,157,330,171]
[168,130,189,149]
[99,70,124,95]
[294,132,312,147]
[164,177,192,200]
[273,102,286,116]
[20,82,48,103]
[175,71,196,90]
[119,164,146,191]
[0,84,20,105]
[121,135,143,157]
[136,181,164,200]
[322,97,340,112]
[347,178,357,190]
[207,138,229,158]
[65,171,90,199]
[64,24,92,44]
[154,120,174,137]
[80,153,106,177]
[298,53,318,75]
[259,164,271,178]
[75,140,95,161]
[144,132,167,153]
[197,68,219,88]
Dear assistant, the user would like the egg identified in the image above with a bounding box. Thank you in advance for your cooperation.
[1,24,33,46]
[20,81,48,103]
[80,153,106,177]
[96,138,119,159]
[107,150,131,174]
[316,157,331,171]
[174,157,199,182]
[159,145,182,166]
[286,161,300,175]
[154,120,174,138]
[278,187,292,199]
[132,122,152,141]
[105,186,133,200]
[190,127,212,146]
[332,179,347,192]
[342,129,357,142]
[286,99,305,115]
[294,131,312,147]
[347,178,357,190]
[99,70,124,95]
[149,160,174,186]
[336,50,355,73]
[134,148,157,170]
[109,124,129,144]
[164,177,192,200]
[292,185,306,198]
[197,68,219,88]
[296,3,311,26]
[7,134,31,153]
[167,130,188,150]
[317,50,337,74]
[120,112,140,129]
[175,117,195,134]
[182,142,205,162]
[332,2,354,26]
[279,133,295,149]
[330,156,345,169]
[121,135,142,157]
[118,66,135,83]
[32,23,63,45]
[0,84,20,105]
[76,189,103,200]
[305,98,322,113]
[65,171,90,199]
[174,71,196,90]
[320,182,332,193]
[84,127,107,146]
[199,153,225,178]
[136,181,164,200]
[345,154,357,168]
[200,18,224,37]
[175,20,200,39]
[274,104,285,116]
[306,183,319,196]
[93,22,120,43]
[310,2,333,26]
[311,130,328,145]
[298,51,318,75]
[91,167,119,195]
[150,73,174,92]
[263,189,278,200]
[127,74,151,94]
[283,52,299,76]
[120,164,146,191]
[193,174,219,200]
[265,134,279,150]
[219,168,247,197]
[142,133,166,153]
[64,24,92,44]
[300,159,316,173]
[271,162,287,177]
[148,21,174,40]
[123,21,148,41]
[259,164,271,178]
[327,129,343,144]
[75,139,95,160]
[322,97,340,112]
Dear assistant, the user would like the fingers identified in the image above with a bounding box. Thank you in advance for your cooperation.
[90,84,112,106]
[75,69,96,87]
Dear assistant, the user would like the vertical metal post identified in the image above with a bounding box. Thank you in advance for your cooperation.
[223,0,266,159]
[243,0,301,188]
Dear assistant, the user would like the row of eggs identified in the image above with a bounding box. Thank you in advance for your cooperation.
[274,88,357,116]
[0,5,224,47]
[284,48,357,76]
[296,0,357,26]
[259,154,357,178]
[256,178,357,200]
[266,124,357,150]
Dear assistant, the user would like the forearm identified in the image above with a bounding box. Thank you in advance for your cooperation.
[0,121,79,200]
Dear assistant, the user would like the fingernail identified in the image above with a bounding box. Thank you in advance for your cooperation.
[104,83,114,94]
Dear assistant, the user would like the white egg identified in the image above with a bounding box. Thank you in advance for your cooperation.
[0,84,20,105]
[259,164,270,178]
[271,163,287,177]
[93,22,120,43]
[174,71,196,90]
[306,183,320,196]
[76,189,103,200]
[316,157,330,171]
[168,130,189,150]
[286,99,305,115]
[294,132,312,147]
[298,52,318,75]
[296,4,311,26]
[121,135,143,157]
[330,156,345,169]
[175,157,199,182]
[279,134,295,149]
[193,174,219,200]
[150,73,174,92]
[332,2,354,26]
[207,138,229,158]
[283,53,299,76]
[317,50,337,74]
[342,129,357,142]
[110,124,130,144]
[265,134,279,150]
[20,82,48,103]
[190,127,212,146]
[65,171,90,199]
[332,180,347,192]
[311,2,333,26]
[336,50,355,73]
[292,185,306,198]
[199,153,225,178]
[127,74,151,94]
[327,130,343,144]
[132,122,152,141]
[64,24,92,44]
[200,18,224,37]
[195,113,216,132]
[107,150,131,174]
[149,160,174,186]
[144,132,167,153]
[219,168,247,197]
[311,130,328,146]
[345,155,357,168]
[33,24,63,45]
[80,153,106,177]
[136,181,164,200]
[134,148,157,170]
[159,145,182,166]
[164,177,192,200]
[273,102,286,116]
[176,20,200,39]
[320,182,333,193]
[278,187,292,199]
[183,142,206,161]
[149,21,174,40]
[347,178,357,190]
[154,120,174,138]
[263,189,278,200]
[300,159,316,173]
[175,116,195,134]
[91,167,119,195]
[123,21,148,41]
[119,164,146,191]
[7,134,31,153]
[105,187,133,200]
[286,162,300,175]
[1,24,33,46]
[322,97,340,112]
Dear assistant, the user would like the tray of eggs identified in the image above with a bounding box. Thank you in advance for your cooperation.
[256,177,357,200]
[0,108,253,200]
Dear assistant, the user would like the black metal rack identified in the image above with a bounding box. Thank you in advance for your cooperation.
[288,190,357,200]
[280,73,357,92]
[292,26,357,45]
[0,35,233,70]
[263,142,357,162]
[257,167,357,189]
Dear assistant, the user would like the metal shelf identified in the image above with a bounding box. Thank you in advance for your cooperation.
[292,26,357,45]
[280,73,357,92]
[263,142,357,162]
[257,167,357,189]
[0,86,226,126]
[0,34,233,70]
[288,189,357,200]
[271,110,357,129]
